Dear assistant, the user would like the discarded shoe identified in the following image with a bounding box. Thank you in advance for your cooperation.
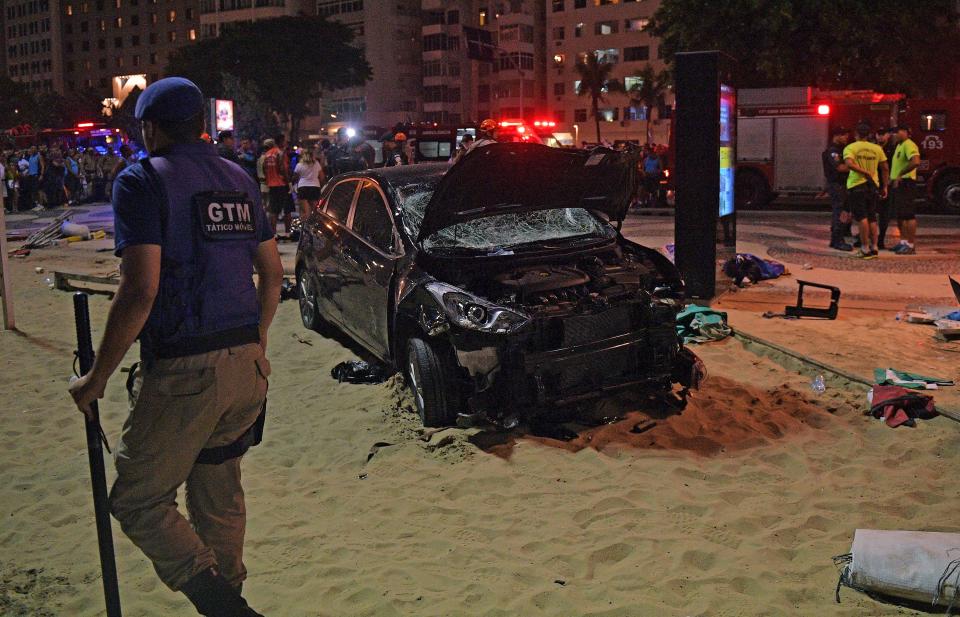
[180,568,265,617]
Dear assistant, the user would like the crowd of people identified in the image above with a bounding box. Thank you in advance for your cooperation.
[1,144,141,213]
[822,121,921,258]
[3,123,675,234]
[218,123,472,237]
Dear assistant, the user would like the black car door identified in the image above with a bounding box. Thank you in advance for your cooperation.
[307,178,359,326]
[337,180,403,358]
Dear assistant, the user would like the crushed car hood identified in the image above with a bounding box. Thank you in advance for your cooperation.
[416,143,639,243]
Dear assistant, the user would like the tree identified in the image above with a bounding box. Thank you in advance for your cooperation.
[166,16,371,141]
[626,65,670,144]
[574,54,622,143]
[106,86,144,146]
[219,72,281,142]
[0,76,38,128]
[650,0,959,94]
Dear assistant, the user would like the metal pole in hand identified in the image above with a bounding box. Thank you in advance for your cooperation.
[0,205,15,330]
[73,292,122,617]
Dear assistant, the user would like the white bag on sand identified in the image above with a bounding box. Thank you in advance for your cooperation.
[61,220,91,239]
[836,529,960,609]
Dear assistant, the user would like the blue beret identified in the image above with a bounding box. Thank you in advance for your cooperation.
[135,77,204,123]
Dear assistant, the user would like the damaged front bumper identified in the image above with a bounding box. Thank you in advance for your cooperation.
[451,325,703,413]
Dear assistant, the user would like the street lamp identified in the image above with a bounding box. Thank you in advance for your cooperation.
[573,124,579,145]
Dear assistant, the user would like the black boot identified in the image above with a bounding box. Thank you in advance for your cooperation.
[180,568,265,617]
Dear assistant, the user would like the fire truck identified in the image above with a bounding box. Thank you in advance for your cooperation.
[735,88,901,207]
[901,98,960,211]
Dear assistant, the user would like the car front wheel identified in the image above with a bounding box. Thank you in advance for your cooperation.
[406,337,458,427]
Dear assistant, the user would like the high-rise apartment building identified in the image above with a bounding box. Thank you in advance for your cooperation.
[417,0,547,126]
[546,0,670,144]
[199,0,313,40]
[481,0,547,122]
[3,0,64,94]
[315,0,423,132]
[59,0,200,106]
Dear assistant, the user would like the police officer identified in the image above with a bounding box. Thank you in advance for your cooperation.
[875,127,898,250]
[69,77,283,617]
[822,127,852,251]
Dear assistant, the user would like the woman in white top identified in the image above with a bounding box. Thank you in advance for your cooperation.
[292,147,325,221]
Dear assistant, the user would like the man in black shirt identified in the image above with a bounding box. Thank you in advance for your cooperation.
[822,127,852,251]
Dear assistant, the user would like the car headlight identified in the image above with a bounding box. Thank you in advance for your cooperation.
[425,282,530,334]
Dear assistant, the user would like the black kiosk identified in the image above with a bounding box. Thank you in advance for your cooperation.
[673,51,736,299]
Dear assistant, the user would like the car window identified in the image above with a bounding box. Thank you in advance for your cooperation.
[351,181,396,253]
[325,180,357,222]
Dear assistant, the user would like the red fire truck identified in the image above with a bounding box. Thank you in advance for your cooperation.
[901,99,960,211]
[735,88,902,207]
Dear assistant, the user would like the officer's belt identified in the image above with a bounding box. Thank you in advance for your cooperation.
[196,401,267,465]
[154,325,260,359]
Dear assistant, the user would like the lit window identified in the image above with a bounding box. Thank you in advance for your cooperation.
[167,9,175,22]
[188,28,196,40]
[66,4,73,15]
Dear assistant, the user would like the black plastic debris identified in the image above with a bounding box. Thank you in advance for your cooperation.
[331,360,388,384]
[279,278,299,302]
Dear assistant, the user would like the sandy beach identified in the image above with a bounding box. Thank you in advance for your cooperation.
[2,210,959,616]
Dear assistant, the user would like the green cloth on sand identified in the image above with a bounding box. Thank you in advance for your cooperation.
[873,368,954,390]
[676,305,732,344]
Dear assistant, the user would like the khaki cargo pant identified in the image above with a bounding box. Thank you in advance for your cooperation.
[109,343,269,591]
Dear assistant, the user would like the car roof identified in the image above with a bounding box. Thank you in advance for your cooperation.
[342,162,449,194]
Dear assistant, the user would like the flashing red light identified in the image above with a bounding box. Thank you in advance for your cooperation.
[76,122,95,128]
[816,104,830,116]
[534,121,542,127]
[517,125,526,134]
[549,121,556,127]
[499,121,507,127]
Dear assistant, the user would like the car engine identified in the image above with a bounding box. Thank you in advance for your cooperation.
[475,248,667,317]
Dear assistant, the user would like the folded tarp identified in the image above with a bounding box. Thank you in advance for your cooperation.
[836,529,960,610]
[676,305,731,344]
[874,368,954,390]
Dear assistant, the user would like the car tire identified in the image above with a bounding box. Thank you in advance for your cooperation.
[298,269,322,331]
[406,337,458,427]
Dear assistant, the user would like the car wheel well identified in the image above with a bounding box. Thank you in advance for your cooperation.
[393,315,422,371]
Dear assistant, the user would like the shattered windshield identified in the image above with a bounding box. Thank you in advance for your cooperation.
[397,181,613,251]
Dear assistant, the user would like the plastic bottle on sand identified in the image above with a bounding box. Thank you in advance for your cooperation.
[811,374,826,394]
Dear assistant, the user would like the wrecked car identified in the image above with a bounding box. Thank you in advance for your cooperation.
[295,143,703,427]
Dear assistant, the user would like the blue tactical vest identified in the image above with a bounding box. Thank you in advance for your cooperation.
[138,143,268,359]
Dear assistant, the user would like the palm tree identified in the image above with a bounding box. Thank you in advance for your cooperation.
[626,65,670,144]
[574,54,622,143]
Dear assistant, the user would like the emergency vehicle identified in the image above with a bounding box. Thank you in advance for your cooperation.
[2,121,128,153]
[901,98,960,211]
[735,88,901,207]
